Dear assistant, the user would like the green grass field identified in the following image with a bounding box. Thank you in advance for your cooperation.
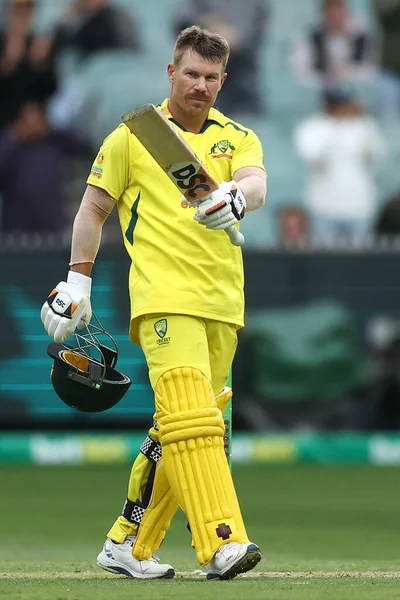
[1,464,400,599]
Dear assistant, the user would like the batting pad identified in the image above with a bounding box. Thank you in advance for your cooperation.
[106,425,159,543]
[132,461,177,560]
[133,386,235,560]
[156,368,249,565]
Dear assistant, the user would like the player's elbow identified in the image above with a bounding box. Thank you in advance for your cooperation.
[255,178,267,209]
[237,172,267,211]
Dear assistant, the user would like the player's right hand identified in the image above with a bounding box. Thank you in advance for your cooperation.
[40,271,92,343]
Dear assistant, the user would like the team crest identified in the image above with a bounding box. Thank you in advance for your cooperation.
[217,140,229,153]
[210,140,235,158]
[154,319,167,339]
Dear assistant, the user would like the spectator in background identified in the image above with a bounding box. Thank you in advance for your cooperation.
[294,87,387,244]
[278,205,309,245]
[49,0,140,63]
[43,0,141,131]
[0,100,92,234]
[291,0,377,88]
[0,0,58,129]
[373,0,400,120]
[174,0,269,114]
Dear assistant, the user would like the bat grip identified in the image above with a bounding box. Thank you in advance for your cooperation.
[226,226,245,246]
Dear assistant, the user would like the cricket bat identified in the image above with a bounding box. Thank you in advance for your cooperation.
[121,103,244,247]
[225,372,233,469]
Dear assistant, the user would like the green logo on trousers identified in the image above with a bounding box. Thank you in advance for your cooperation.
[154,319,167,339]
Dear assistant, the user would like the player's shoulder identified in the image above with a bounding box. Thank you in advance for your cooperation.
[208,107,256,139]
[103,123,131,145]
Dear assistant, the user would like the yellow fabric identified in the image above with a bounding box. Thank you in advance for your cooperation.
[106,315,236,547]
[138,314,237,394]
[133,386,233,560]
[86,98,265,345]
[132,462,176,559]
[106,424,159,543]
[156,368,248,565]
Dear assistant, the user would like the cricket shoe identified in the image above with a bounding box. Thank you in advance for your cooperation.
[96,537,175,579]
[206,541,261,580]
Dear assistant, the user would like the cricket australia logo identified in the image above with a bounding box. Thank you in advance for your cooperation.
[154,319,170,345]
[210,140,235,159]
[154,319,167,338]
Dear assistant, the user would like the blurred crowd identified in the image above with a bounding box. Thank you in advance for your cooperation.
[1,0,400,244]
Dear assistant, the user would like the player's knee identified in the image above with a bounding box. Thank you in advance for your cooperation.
[155,367,224,446]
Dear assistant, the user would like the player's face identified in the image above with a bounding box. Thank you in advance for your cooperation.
[168,50,226,116]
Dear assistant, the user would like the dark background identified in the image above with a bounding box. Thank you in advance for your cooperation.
[2,243,400,430]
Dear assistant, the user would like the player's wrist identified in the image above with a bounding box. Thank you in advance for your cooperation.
[67,270,92,297]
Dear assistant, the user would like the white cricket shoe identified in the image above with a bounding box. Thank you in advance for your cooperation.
[206,541,261,580]
[96,537,175,579]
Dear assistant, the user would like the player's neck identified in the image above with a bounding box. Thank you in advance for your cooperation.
[168,100,208,134]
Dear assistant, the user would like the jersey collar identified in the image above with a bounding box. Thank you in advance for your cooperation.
[158,98,225,132]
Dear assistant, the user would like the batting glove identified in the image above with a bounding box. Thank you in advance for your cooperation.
[193,180,246,230]
[40,271,92,343]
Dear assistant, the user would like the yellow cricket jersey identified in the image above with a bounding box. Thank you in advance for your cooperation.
[86,98,265,344]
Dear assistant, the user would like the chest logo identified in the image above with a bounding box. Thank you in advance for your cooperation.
[210,140,235,159]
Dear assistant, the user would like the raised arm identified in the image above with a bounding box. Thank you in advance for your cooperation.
[233,165,267,211]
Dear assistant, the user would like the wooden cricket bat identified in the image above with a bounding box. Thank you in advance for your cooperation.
[121,104,244,247]
[225,373,233,469]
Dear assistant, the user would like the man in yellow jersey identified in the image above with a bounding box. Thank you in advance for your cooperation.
[41,25,267,580]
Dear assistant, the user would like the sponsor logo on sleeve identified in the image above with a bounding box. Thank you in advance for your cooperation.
[90,152,105,179]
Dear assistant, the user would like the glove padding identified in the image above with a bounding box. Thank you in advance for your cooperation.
[40,271,92,343]
[193,180,246,230]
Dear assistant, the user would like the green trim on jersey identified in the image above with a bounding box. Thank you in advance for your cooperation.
[125,192,140,245]
[225,122,249,136]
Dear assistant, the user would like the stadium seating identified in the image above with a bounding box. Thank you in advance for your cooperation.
[33,0,398,244]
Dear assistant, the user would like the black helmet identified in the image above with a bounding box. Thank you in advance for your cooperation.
[47,315,131,412]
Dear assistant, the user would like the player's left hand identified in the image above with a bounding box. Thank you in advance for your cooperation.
[40,271,92,344]
[193,180,246,230]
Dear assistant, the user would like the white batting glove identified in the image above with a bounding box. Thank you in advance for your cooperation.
[193,180,246,230]
[40,271,92,343]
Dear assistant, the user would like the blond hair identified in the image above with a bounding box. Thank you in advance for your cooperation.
[172,25,230,71]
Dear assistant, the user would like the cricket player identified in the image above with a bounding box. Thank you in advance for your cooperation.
[41,25,267,580]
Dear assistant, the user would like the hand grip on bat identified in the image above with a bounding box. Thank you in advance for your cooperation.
[226,226,245,246]
[192,180,246,247]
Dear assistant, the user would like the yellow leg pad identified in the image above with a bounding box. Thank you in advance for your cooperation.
[133,387,234,559]
[156,368,248,565]
[107,426,159,543]
[211,386,246,539]
[132,460,178,559]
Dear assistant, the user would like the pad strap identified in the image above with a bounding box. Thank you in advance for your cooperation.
[121,498,146,525]
[140,436,162,463]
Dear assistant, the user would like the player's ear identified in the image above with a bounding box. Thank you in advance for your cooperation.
[167,63,175,83]
[219,72,227,90]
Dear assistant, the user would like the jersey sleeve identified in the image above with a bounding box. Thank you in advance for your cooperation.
[86,124,131,199]
[231,129,266,175]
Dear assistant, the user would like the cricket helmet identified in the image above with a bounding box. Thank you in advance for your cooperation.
[47,315,131,412]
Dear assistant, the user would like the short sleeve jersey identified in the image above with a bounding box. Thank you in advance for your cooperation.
[86,98,265,344]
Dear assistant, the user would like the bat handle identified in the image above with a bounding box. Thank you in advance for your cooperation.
[226,226,245,246]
